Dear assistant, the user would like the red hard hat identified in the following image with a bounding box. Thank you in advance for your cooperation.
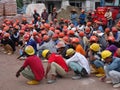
[68,30,74,35]
[85,27,90,33]
[33,31,38,36]
[43,35,49,41]
[44,23,50,29]
[19,30,25,34]
[112,27,118,32]
[71,37,79,43]
[79,31,85,37]
[59,32,65,38]
[23,34,30,41]
[108,36,115,42]
[105,28,110,33]
[50,27,55,31]
[4,33,10,38]
[90,36,98,42]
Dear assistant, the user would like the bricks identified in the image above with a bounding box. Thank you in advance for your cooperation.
[0,3,4,16]
[5,3,17,16]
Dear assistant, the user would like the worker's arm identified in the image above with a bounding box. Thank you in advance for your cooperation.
[16,66,25,78]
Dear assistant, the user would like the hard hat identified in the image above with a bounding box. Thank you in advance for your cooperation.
[86,22,91,26]
[101,50,112,60]
[107,36,115,42]
[43,35,49,41]
[55,30,60,34]
[105,28,110,33]
[90,36,98,42]
[63,36,69,44]
[33,31,37,36]
[112,27,118,32]
[59,32,65,38]
[52,34,58,38]
[25,45,35,55]
[19,30,25,34]
[85,27,90,33]
[42,49,50,58]
[71,37,79,43]
[4,33,10,38]
[44,23,50,29]
[66,48,75,56]
[68,30,74,35]
[56,41,65,48]
[50,27,55,31]
[90,43,100,52]
[54,19,58,22]
[23,34,30,41]
[79,31,85,37]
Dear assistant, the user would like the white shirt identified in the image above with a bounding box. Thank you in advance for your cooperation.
[66,52,90,74]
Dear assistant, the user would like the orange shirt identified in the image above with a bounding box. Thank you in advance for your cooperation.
[75,44,86,56]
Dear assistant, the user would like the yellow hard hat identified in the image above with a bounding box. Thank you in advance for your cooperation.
[66,48,75,56]
[25,45,35,55]
[101,50,112,60]
[90,43,100,52]
[42,49,49,58]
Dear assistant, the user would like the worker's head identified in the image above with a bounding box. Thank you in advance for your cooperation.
[42,49,50,59]
[25,45,35,56]
[101,50,112,63]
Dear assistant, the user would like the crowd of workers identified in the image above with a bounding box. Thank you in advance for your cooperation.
[0,7,120,88]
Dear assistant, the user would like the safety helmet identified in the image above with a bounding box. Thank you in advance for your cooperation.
[101,50,112,60]
[23,34,30,41]
[71,37,79,43]
[25,45,35,55]
[50,27,55,31]
[66,48,75,56]
[63,36,69,44]
[56,41,65,48]
[90,43,100,52]
[90,36,98,42]
[112,27,118,32]
[4,33,10,38]
[68,30,74,35]
[19,30,25,34]
[44,23,50,29]
[33,31,37,36]
[107,36,115,42]
[85,27,90,33]
[105,28,110,33]
[42,49,50,58]
[79,31,85,37]
[59,32,65,38]
[43,35,49,41]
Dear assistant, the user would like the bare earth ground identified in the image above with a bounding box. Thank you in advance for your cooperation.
[0,47,119,90]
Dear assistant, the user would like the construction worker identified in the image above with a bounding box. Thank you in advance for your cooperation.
[101,50,120,88]
[88,43,105,77]
[66,48,90,80]
[1,33,16,55]
[16,45,44,85]
[71,37,86,56]
[42,49,69,84]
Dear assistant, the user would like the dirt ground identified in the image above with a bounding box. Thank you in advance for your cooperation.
[0,47,119,90]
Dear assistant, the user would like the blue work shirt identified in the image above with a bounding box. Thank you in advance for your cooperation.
[106,57,120,72]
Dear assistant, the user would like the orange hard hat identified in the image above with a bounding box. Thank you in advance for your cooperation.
[59,32,65,38]
[55,30,60,34]
[41,30,47,35]
[43,35,49,41]
[22,17,27,21]
[50,27,55,31]
[85,27,90,33]
[3,26,9,31]
[44,23,50,29]
[4,33,10,38]
[90,36,98,42]
[19,30,25,34]
[107,36,115,42]
[86,22,92,26]
[52,34,58,38]
[14,25,19,30]
[71,37,80,43]
[63,36,69,44]
[105,28,110,33]
[112,27,118,32]
[70,24,74,27]
[23,34,30,41]
[33,31,38,36]
[54,18,58,22]
[63,25,68,29]
[79,31,85,37]
[68,30,74,35]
